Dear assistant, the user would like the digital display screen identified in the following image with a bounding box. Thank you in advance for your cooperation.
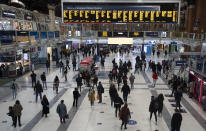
[63,3,179,24]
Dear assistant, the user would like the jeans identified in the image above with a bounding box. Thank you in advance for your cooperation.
[123,94,128,102]
[176,100,181,110]
[73,98,78,107]
[90,100,94,106]
[12,89,17,99]
[131,83,134,89]
[110,97,114,106]
[153,79,157,87]
[36,92,42,102]
[13,115,21,127]
[42,81,47,89]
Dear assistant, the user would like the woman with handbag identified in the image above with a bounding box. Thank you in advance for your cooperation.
[41,95,49,117]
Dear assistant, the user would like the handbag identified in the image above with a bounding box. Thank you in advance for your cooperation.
[65,114,69,119]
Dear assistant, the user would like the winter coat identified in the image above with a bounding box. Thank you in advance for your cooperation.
[30,73,36,80]
[13,104,23,116]
[157,94,164,112]
[129,75,135,84]
[34,83,43,93]
[57,103,67,118]
[73,90,80,99]
[114,96,124,108]
[76,77,82,86]
[97,84,104,94]
[88,90,95,102]
[109,87,117,100]
[149,99,158,112]
[152,73,158,80]
[119,106,131,122]
[171,112,182,129]
[121,84,130,95]
[175,90,182,102]
[41,99,49,114]
[41,74,46,81]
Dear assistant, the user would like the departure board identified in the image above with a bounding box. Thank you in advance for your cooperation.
[63,3,179,24]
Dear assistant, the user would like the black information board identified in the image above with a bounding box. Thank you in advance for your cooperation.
[63,3,179,23]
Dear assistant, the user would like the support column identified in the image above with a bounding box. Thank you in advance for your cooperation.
[48,4,56,31]
[187,4,195,33]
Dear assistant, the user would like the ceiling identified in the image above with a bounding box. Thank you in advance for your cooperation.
[0,0,62,16]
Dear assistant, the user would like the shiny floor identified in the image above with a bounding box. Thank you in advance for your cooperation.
[0,52,205,131]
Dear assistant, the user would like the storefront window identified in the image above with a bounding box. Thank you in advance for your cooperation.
[17,31,29,44]
[40,32,48,40]
[48,32,54,40]
[0,31,15,45]
[30,31,39,42]
[0,20,13,30]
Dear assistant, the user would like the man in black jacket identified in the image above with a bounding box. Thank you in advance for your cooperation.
[97,82,104,103]
[149,96,158,125]
[114,93,124,117]
[41,72,47,89]
[171,111,182,131]
[121,82,130,102]
[73,88,80,107]
[109,83,117,107]
[76,74,82,92]
[30,71,37,88]
[34,80,43,103]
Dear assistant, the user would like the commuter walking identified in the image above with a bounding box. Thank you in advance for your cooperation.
[171,110,182,131]
[13,100,23,127]
[121,82,130,102]
[46,60,50,73]
[97,82,104,103]
[64,66,68,82]
[66,58,70,70]
[149,96,158,124]
[88,88,95,106]
[72,57,77,71]
[174,88,183,111]
[53,76,60,94]
[34,80,43,103]
[119,103,131,130]
[73,88,80,107]
[109,83,118,107]
[7,106,15,126]
[152,72,158,87]
[114,93,124,117]
[76,74,83,92]
[157,93,164,116]
[56,100,67,124]
[41,95,49,117]
[30,71,37,88]
[117,73,122,91]
[59,61,64,72]
[41,72,47,89]
[129,73,135,89]
[11,79,18,99]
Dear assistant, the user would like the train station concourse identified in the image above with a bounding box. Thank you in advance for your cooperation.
[0,0,206,131]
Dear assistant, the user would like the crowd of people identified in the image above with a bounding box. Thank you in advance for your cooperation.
[5,45,185,130]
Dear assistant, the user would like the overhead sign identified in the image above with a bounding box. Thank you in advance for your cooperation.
[2,11,15,18]
[63,3,179,23]
[108,38,133,45]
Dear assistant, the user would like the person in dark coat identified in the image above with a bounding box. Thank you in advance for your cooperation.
[41,95,49,117]
[30,71,37,88]
[56,100,67,124]
[149,96,158,124]
[73,88,80,107]
[13,100,23,127]
[76,74,83,92]
[119,103,131,130]
[97,81,104,103]
[174,88,183,111]
[114,93,124,117]
[109,83,117,107]
[7,106,15,126]
[157,93,164,116]
[121,82,130,102]
[34,80,43,103]
[46,60,50,73]
[117,73,122,91]
[93,74,98,87]
[53,76,60,94]
[171,111,182,131]
[72,57,76,71]
[41,72,47,89]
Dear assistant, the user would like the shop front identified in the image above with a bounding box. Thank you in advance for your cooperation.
[189,69,206,105]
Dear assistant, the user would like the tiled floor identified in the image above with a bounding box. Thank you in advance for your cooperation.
[0,53,205,131]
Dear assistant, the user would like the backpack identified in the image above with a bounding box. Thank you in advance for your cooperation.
[11,83,15,89]
[56,105,60,114]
